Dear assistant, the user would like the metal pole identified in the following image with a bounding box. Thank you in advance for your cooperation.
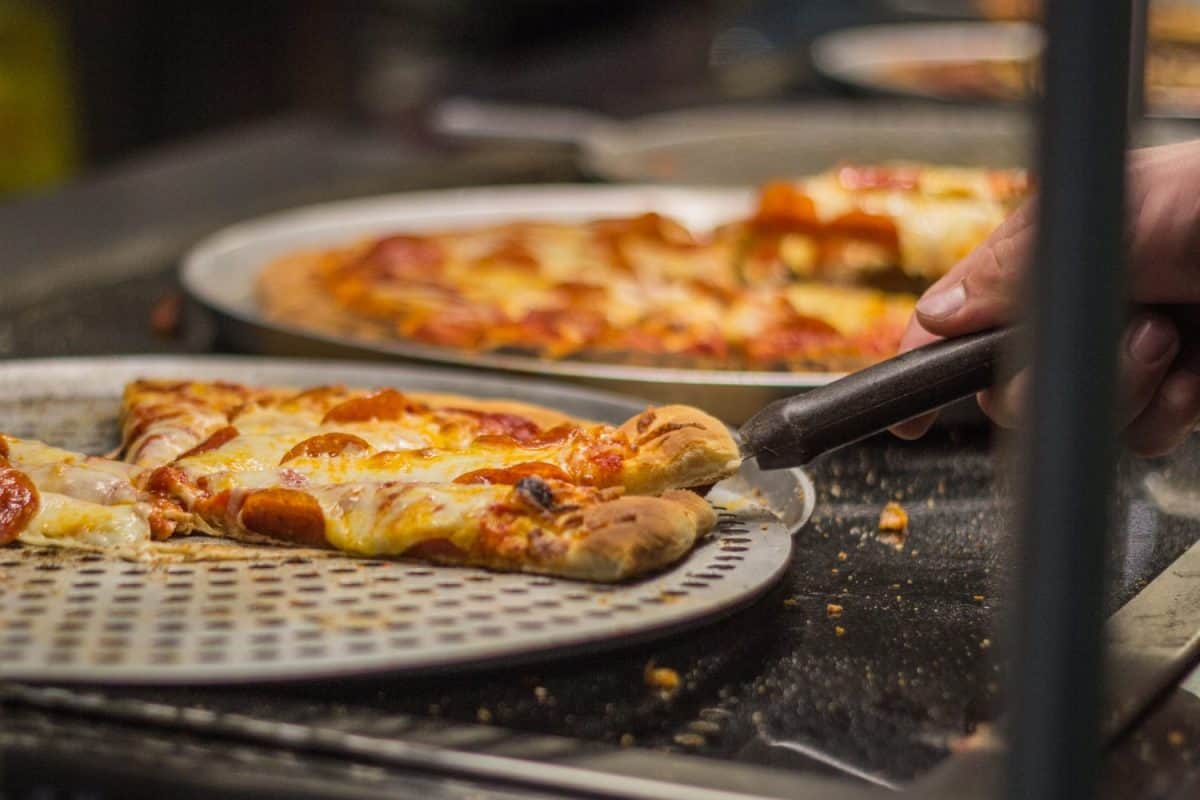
[1006,2,1132,800]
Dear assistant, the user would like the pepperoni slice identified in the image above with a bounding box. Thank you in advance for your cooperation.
[280,432,371,463]
[447,409,541,441]
[239,488,327,547]
[836,164,921,191]
[453,462,572,486]
[177,426,239,459]
[0,465,39,544]
[322,389,418,424]
[359,235,445,281]
[826,210,900,252]
[473,423,576,449]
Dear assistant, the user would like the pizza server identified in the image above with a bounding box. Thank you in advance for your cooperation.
[738,327,1016,468]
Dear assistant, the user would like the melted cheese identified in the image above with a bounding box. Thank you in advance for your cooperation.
[5,436,140,505]
[311,482,506,555]
[18,492,152,554]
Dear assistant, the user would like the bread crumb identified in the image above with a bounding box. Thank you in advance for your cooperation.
[644,660,681,692]
[831,567,839,575]
[534,686,549,703]
[826,603,843,618]
[783,596,800,607]
[837,551,848,562]
[980,638,992,650]
[973,594,986,602]
[835,625,846,637]
[673,732,705,748]
[620,733,635,747]
[1167,730,1186,747]
[878,501,909,547]
[477,707,493,723]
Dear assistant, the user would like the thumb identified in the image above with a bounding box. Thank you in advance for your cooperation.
[915,201,1034,337]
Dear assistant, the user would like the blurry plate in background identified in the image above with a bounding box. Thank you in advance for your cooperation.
[811,21,1200,121]
[811,21,1041,103]
[434,96,1198,184]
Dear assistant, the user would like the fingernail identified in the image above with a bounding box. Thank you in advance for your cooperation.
[915,282,967,320]
[1128,317,1177,365]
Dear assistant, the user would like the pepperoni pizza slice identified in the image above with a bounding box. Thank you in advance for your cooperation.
[0,379,741,581]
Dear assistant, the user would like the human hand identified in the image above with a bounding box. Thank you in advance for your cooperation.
[891,140,1200,456]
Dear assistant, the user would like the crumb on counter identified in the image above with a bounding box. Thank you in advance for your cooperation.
[834,625,846,637]
[826,603,843,618]
[476,707,493,723]
[1167,730,1186,747]
[673,732,705,748]
[644,660,681,693]
[837,551,848,562]
[783,596,800,607]
[620,733,635,747]
[878,501,909,548]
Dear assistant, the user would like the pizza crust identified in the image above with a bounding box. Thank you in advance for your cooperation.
[566,489,716,581]
[619,405,742,494]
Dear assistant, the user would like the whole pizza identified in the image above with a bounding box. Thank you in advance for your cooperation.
[257,164,1029,372]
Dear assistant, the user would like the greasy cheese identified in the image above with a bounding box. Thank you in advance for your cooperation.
[17,491,152,554]
[797,167,1019,280]
[4,436,140,505]
[310,482,505,555]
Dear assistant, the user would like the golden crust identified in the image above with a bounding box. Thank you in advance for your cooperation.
[619,405,741,494]
[566,490,716,581]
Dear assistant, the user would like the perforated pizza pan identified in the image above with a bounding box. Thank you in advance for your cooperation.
[0,356,812,685]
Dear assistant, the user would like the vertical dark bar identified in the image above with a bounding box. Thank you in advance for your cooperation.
[1007,2,1132,800]
[1129,0,1148,120]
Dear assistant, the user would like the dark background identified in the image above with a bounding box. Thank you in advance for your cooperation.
[10,0,906,188]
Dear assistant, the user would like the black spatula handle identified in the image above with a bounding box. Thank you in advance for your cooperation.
[741,327,1018,469]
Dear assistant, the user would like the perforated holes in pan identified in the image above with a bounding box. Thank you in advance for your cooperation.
[0,392,794,684]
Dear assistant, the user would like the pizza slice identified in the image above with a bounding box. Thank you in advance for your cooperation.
[185,477,714,581]
[0,379,743,580]
[0,434,189,555]
[125,381,742,495]
[734,163,1029,286]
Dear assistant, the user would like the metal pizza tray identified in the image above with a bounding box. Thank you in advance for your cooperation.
[810,21,1200,122]
[0,356,811,685]
[181,184,845,424]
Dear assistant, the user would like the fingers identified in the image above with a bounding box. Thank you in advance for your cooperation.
[1118,314,1181,425]
[977,371,1029,429]
[1125,349,1200,457]
[913,201,1036,338]
[889,312,945,439]
[938,314,1181,440]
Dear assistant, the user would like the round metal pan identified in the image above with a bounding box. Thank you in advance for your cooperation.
[433,98,1035,181]
[433,97,1200,181]
[0,355,811,684]
[182,184,861,423]
[811,21,1200,122]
